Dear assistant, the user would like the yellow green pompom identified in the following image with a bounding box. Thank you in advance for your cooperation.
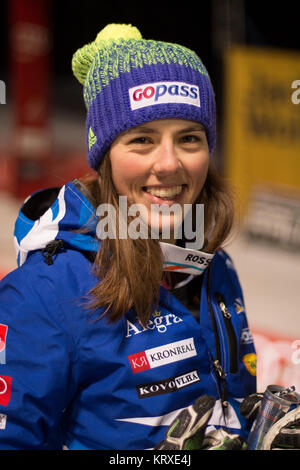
[72,23,142,85]
[95,23,142,44]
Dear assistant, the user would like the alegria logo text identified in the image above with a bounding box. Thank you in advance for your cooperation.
[0,81,6,104]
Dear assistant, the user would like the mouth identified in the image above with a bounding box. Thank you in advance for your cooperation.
[142,184,186,202]
[142,184,187,205]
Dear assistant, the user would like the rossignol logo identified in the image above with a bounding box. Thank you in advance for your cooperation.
[0,324,8,364]
[136,369,201,398]
[185,253,211,267]
[129,81,200,110]
[128,337,197,374]
[126,311,183,337]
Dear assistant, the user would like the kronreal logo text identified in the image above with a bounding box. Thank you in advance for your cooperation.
[128,338,197,374]
[136,369,201,398]
[129,81,200,110]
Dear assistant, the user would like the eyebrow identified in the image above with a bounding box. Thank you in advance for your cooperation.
[177,125,206,133]
[122,123,206,135]
[123,126,158,135]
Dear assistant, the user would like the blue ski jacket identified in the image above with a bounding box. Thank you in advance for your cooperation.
[0,180,256,450]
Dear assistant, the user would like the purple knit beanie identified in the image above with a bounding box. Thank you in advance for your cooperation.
[72,24,216,170]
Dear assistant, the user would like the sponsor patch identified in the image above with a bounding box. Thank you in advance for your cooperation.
[0,375,12,406]
[128,337,197,374]
[234,298,245,314]
[136,369,201,398]
[126,310,183,337]
[240,327,254,345]
[129,81,200,110]
[243,353,257,376]
[0,324,8,364]
[0,413,7,430]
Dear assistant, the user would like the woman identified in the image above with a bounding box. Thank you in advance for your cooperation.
[0,24,256,450]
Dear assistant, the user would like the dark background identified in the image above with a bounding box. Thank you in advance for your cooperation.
[1,0,299,178]
[1,0,299,98]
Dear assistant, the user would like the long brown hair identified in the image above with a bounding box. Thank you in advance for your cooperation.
[80,153,235,326]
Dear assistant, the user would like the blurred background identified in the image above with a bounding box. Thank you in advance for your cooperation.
[0,0,299,390]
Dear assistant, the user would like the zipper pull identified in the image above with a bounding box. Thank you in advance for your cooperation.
[213,360,229,410]
[216,294,231,318]
[213,359,227,380]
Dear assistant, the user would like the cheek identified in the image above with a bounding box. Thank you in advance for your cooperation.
[110,155,146,195]
[188,155,210,191]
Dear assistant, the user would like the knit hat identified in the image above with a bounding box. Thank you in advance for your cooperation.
[72,24,216,170]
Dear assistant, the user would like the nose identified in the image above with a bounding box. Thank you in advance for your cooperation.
[152,139,181,176]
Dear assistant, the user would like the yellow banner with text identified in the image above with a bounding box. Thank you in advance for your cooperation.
[224,46,300,217]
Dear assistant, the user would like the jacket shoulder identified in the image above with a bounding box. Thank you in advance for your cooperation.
[0,248,96,319]
[214,247,235,265]
[211,248,245,302]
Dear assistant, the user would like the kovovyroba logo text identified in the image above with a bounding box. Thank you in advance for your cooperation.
[136,369,201,398]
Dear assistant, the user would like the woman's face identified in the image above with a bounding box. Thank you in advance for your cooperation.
[109,119,210,238]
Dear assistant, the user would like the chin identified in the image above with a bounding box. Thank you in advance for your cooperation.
[148,214,182,240]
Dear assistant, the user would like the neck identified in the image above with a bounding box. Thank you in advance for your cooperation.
[159,234,176,245]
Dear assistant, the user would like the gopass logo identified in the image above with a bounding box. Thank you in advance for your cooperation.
[129,81,200,110]
[128,337,197,374]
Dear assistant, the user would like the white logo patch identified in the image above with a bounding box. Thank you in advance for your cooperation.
[0,414,7,430]
[129,82,200,110]
[128,337,197,373]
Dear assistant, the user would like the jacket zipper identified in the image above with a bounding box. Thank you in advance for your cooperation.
[206,264,229,412]
[215,292,238,374]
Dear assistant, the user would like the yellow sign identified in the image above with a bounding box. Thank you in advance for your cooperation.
[224,46,300,215]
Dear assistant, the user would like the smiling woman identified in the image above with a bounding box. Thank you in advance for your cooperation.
[109,119,209,233]
[0,23,257,451]
[82,120,233,325]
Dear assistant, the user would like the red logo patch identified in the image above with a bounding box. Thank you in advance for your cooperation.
[0,375,12,406]
[0,324,8,353]
[128,351,150,374]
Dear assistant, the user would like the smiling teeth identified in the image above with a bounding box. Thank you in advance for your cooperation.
[146,185,183,198]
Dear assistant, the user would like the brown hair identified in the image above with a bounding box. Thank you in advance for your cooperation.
[80,154,235,326]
